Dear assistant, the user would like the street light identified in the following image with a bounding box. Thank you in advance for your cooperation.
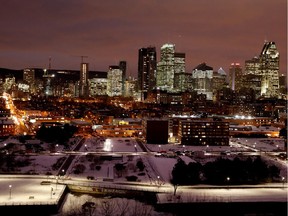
[227,177,230,189]
[282,177,285,188]
[9,185,12,199]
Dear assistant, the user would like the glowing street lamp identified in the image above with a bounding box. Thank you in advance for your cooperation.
[9,185,12,199]
[227,177,230,189]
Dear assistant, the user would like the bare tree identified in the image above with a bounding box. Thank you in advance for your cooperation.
[97,199,117,216]
[115,198,130,216]
[129,200,153,216]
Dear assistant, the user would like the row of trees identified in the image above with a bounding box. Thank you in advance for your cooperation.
[171,156,280,187]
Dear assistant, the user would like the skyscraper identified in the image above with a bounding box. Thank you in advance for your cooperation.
[107,66,123,97]
[23,68,35,94]
[157,44,175,91]
[173,52,186,92]
[79,62,89,97]
[245,41,280,98]
[229,63,242,91]
[156,44,186,92]
[192,62,213,100]
[119,61,127,95]
[138,47,157,100]
[259,41,280,98]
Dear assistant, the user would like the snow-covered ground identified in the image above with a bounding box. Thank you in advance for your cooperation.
[0,136,286,215]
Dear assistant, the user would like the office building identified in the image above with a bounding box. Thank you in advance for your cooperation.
[179,118,229,146]
[229,63,242,91]
[192,62,213,100]
[138,47,157,100]
[79,63,89,97]
[259,41,280,98]
[156,44,175,91]
[107,66,123,97]
[173,52,186,92]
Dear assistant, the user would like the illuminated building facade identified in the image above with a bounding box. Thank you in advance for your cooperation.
[79,63,89,97]
[259,41,280,98]
[23,68,36,93]
[173,52,186,92]
[0,117,15,137]
[157,44,186,92]
[157,44,175,91]
[245,42,280,98]
[89,78,107,96]
[138,47,157,100]
[192,62,213,100]
[107,66,123,96]
[88,71,107,96]
[179,118,229,146]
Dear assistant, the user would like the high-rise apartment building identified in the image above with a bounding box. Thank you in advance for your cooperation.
[229,63,242,91]
[107,66,123,97]
[138,47,157,100]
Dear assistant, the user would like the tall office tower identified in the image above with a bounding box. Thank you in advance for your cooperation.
[192,62,213,100]
[244,56,262,97]
[23,68,36,94]
[119,61,127,95]
[79,62,89,97]
[228,63,242,91]
[173,52,186,92]
[107,66,123,96]
[244,56,261,75]
[157,44,175,91]
[43,69,54,96]
[138,46,157,100]
[259,41,280,98]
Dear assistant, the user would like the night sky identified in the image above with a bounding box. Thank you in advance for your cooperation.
[0,0,286,77]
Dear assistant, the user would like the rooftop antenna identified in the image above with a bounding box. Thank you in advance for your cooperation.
[48,56,51,70]
[80,55,88,63]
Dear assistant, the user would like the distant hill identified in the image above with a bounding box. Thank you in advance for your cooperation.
[0,68,23,81]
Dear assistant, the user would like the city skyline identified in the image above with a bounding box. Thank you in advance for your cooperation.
[0,0,286,76]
